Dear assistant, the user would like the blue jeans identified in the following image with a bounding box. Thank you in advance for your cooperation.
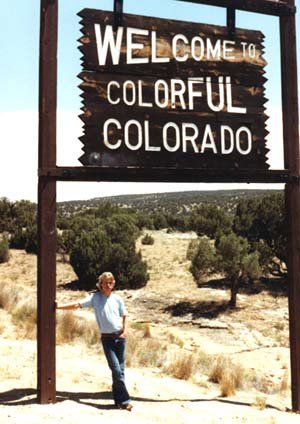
[101,336,130,405]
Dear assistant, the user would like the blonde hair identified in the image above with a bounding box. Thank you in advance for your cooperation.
[97,272,115,289]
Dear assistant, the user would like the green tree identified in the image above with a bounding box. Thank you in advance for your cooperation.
[0,197,13,232]
[104,214,138,246]
[189,238,216,282]
[10,227,28,249]
[190,204,232,239]
[69,226,149,290]
[106,243,149,289]
[57,229,76,255]
[0,237,9,263]
[70,230,112,289]
[189,233,261,308]
[215,233,261,308]
[25,226,38,254]
[12,200,36,228]
[234,193,286,272]
[152,212,168,230]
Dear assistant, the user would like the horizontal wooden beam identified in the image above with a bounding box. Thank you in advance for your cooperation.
[39,166,291,183]
[175,0,296,16]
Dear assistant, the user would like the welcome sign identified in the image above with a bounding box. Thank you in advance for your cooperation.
[78,9,269,170]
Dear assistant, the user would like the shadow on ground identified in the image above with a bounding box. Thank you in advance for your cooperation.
[199,277,287,297]
[0,388,283,412]
[164,300,234,319]
[58,280,90,291]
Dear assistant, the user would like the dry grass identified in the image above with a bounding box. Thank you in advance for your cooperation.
[164,353,195,380]
[279,369,289,393]
[56,312,99,346]
[165,331,184,348]
[11,301,37,339]
[130,321,152,338]
[252,395,267,410]
[209,355,245,397]
[126,333,166,368]
[0,284,19,311]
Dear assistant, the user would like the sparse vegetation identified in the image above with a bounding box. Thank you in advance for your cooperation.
[164,353,195,380]
[56,312,99,346]
[252,395,267,410]
[141,233,155,245]
[209,355,245,397]
[126,333,165,368]
[11,301,37,339]
[0,210,293,421]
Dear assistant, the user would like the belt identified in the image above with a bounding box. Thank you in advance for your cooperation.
[101,332,120,338]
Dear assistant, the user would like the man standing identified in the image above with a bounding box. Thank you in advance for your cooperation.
[56,271,133,411]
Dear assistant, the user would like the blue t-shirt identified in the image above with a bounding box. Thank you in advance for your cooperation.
[79,291,127,334]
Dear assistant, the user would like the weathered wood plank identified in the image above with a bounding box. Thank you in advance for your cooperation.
[38,166,290,183]
[78,106,269,169]
[37,0,57,405]
[78,9,266,80]
[79,71,267,115]
[175,0,295,17]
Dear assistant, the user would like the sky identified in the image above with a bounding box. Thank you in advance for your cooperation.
[0,0,299,202]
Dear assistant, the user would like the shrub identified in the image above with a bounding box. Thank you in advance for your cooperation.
[141,234,154,245]
[70,229,111,290]
[24,226,38,254]
[70,229,149,290]
[0,237,9,263]
[209,355,245,397]
[186,239,199,261]
[11,301,37,339]
[105,244,149,289]
[190,237,216,282]
[0,286,19,311]
[164,353,195,380]
[9,227,27,249]
[56,311,84,343]
[126,334,165,368]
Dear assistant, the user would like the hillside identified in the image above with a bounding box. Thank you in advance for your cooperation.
[57,189,282,215]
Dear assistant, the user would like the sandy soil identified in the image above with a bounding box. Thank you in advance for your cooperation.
[1,230,300,423]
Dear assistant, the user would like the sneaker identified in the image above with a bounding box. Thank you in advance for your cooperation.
[119,403,133,411]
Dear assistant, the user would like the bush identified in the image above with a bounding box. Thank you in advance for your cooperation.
[186,239,199,261]
[24,226,38,254]
[190,238,216,282]
[9,227,27,249]
[209,355,245,397]
[0,237,9,263]
[164,353,195,380]
[70,229,149,290]
[70,230,111,290]
[11,300,37,339]
[106,245,149,289]
[141,233,154,245]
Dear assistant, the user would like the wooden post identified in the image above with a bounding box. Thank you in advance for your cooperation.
[226,7,236,35]
[37,0,58,404]
[280,0,300,412]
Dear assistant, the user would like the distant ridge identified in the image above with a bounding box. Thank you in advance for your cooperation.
[58,189,282,214]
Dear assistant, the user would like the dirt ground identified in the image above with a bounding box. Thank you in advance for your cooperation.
[1,230,300,423]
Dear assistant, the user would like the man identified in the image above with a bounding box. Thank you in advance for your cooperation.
[56,271,133,411]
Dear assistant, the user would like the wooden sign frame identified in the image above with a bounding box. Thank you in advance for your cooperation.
[38,0,300,412]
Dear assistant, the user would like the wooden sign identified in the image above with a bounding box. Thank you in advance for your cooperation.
[78,9,269,170]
